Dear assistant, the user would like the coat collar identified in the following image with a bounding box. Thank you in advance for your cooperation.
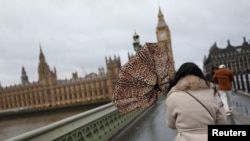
[168,75,210,96]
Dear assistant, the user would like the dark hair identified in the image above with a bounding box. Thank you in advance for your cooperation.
[211,66,218,71]
[211,66,218,78]
[211,66,219,73]
[167,62,209,92]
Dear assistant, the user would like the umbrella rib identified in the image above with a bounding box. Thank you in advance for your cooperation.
[138,48,163,84]
[138,50,156,71]
[138,50,152,65]
[158,59,174,84]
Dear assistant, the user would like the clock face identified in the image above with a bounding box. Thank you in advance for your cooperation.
[159,32,166,39]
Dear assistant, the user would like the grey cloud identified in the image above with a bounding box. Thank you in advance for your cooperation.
[0,0,250,86]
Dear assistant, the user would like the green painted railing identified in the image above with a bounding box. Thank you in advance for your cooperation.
[7,103,143,141]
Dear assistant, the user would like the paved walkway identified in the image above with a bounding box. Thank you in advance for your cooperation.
[111,95,176,141]
[230,90,250,124]
[110,91,250,141]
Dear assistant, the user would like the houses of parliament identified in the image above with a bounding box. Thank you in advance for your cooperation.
[0,47,121,113]
[203,37,250,74]
[0,8,173,114]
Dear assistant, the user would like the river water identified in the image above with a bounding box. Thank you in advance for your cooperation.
[0,103,106,141]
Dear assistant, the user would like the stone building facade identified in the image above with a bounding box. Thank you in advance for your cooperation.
[0,7,174,113]
[203,37,250,75]
[0,47,121,112]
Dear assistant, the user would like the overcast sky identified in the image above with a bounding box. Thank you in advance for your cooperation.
[0,0,250,87]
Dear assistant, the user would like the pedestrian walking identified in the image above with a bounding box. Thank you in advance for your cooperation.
[166,62,226,141]
[209,66,219,82]
[212,64,234,116]
[206,66,218,82]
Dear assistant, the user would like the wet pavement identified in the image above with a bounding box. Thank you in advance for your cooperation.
[110,95,177,141]
[110,91,250,141]
[230,91,250,124]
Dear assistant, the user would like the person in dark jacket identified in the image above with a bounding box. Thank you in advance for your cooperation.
[212,64,234,116]
[206,66,218,82]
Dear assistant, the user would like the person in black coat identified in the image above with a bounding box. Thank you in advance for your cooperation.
[206,66,218,82]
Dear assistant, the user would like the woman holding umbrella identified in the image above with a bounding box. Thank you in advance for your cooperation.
[166,62,226,141]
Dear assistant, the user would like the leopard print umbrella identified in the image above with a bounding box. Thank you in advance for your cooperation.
[112,42,175,114]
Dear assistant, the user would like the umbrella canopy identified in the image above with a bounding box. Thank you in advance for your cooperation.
[113,42,175,113]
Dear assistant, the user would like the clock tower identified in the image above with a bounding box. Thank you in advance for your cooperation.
[156,8,174,64]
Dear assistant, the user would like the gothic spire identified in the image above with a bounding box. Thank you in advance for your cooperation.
[157,7,167,29]
[39,43,45,62]
[21,66,29,85]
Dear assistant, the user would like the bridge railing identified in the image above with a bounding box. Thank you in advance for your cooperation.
[233,73,250,94]
[7,103,144,141]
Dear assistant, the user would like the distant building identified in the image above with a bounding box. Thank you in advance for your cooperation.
[21,66,29,85]
[203,37,250,75]
[0,7,175,113]
[156,8,174,64]
[132,31,142,52]
[0,46,121,112]
[133,8,175,69]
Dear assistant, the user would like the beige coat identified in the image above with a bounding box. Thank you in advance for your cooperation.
[166,75,226,141]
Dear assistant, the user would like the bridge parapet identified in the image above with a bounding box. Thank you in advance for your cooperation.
[7,103,143,141]
[233,73,250,94]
